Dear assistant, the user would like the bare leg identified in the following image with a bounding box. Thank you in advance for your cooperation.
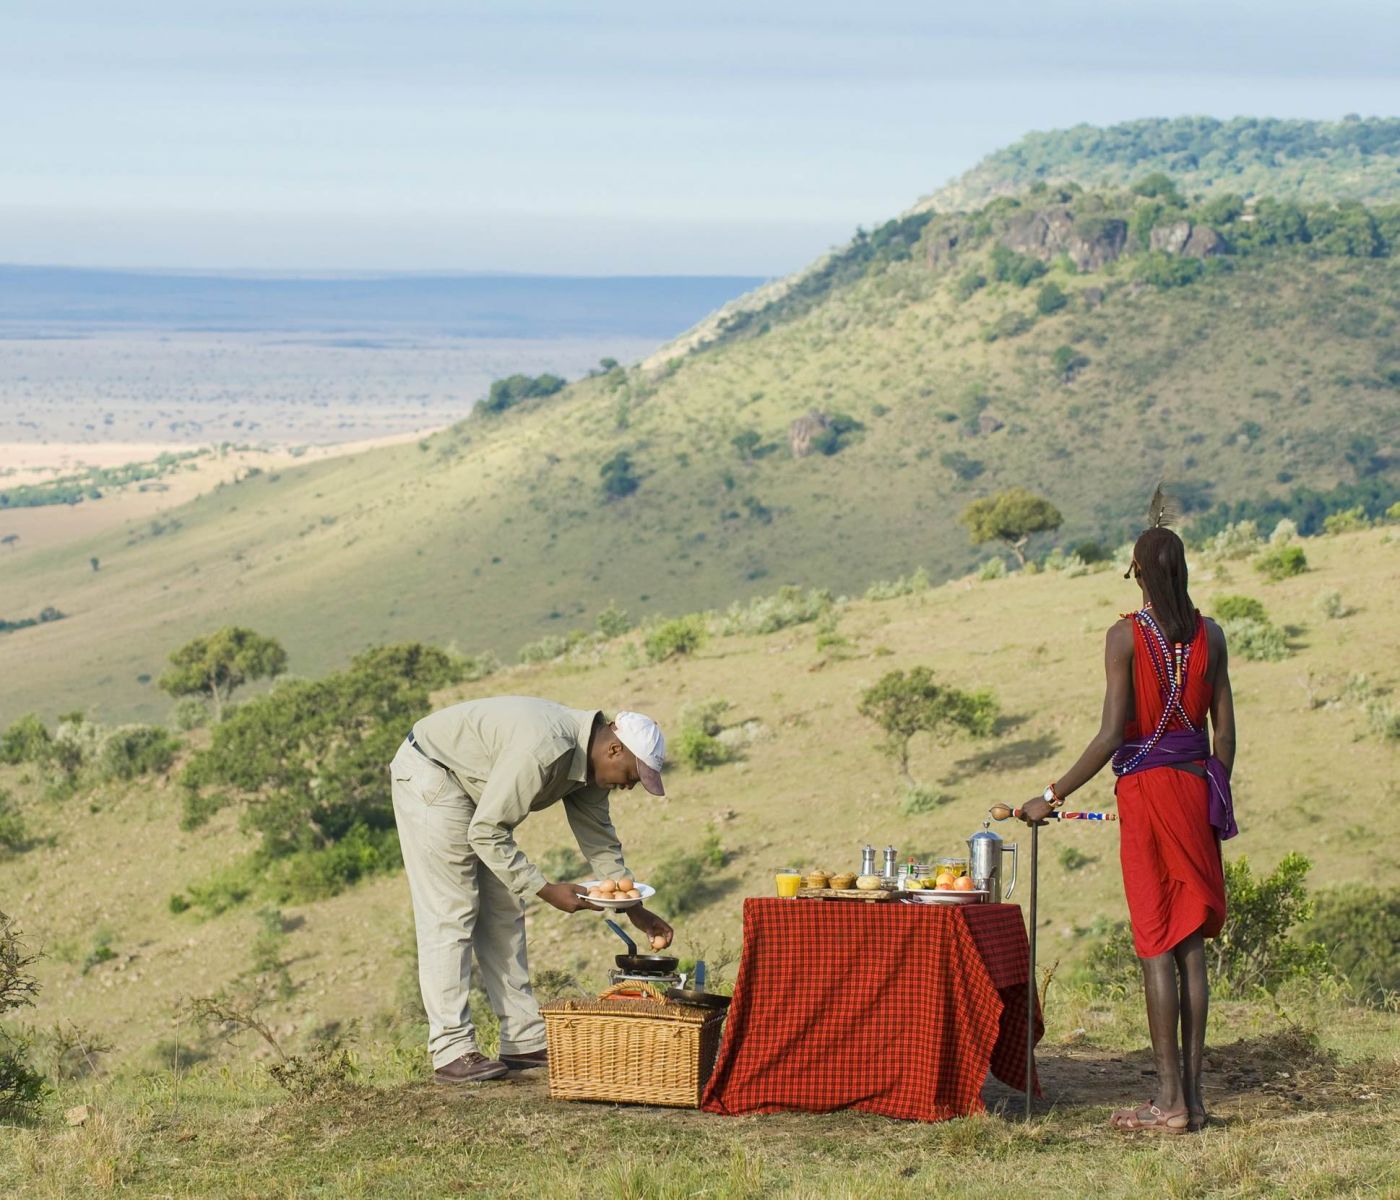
[1139,950,1185,1112]
[1172,932,1209,1123]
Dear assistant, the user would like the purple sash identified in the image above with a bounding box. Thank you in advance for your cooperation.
[1113,729,1238,840]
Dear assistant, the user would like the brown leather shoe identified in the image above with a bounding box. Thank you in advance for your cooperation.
[432,1052,509,1084]
[500,1048,548,1071]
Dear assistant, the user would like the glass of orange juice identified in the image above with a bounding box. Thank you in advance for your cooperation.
[774,867,802,898]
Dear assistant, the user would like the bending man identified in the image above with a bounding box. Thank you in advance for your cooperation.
[391,696,673,1083]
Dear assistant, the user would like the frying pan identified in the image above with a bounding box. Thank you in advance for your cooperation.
[603,919,679,975]
[666,960,731,1011]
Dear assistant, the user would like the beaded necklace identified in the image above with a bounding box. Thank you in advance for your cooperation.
[1113,607,1197,775]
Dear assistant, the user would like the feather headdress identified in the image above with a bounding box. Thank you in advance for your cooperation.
[1146,481,1178,530]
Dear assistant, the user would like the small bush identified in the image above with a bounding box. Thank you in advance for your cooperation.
[1058,846,1094,871]
[1204,520,1261,560]
[0,912,44,1120]
[0,714,50,765]
[900,786,948,815]
[595,601,633,638]
[1315,590,1350,620]
[1211,853,1328,997]
[539,847,589,882]
[169,697,209,731]
[80,928,117,975]
[989,243,1047,287]
[1255,544,1308,581]
[675,699,737,771]
[953,270,986,301]
[716,586,832,636]
[1323,506,1369,534]
[1269,518,1298,545]
[1035,282,1068,314]
[644,614,708,663]
[1219,616,1289,662]
[1213,594,1269,624]
[1305,887,1400,1005]
[260,824,402,905]
[978,557,1007,580]
[96,725,179,782]
[650,831,728,917]
[865,568,930,601]
[0,791,31,856]
[808,412,865,456]
[939,450,984,481]
[1366,700,1400,742]
[599,451,640,500]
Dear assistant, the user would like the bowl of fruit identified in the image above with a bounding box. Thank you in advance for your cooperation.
[904,859,988,905]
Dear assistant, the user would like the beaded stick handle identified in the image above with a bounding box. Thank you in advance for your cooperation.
[988,803,1117,823]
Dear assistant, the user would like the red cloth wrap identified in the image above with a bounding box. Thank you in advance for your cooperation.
[1115,613,1227,958]
[701,898,1042,1122]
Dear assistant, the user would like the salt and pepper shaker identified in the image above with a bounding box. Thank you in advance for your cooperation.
[882,846,899,879]
[860,844,877,876]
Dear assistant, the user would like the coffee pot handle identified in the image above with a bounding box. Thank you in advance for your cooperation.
[1002,842,1018,900]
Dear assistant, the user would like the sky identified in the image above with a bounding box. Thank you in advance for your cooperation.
[3,1,1399,275]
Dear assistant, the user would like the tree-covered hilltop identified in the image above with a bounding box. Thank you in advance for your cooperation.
[916,116,1400,213]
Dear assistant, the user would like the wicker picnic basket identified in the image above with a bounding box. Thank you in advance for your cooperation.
[540,982,727,1108]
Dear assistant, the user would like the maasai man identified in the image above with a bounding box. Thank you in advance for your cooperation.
[1019,490,1236,1134]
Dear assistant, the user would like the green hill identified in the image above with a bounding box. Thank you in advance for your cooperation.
[914,116,1400,213]
[2,165,1399,724]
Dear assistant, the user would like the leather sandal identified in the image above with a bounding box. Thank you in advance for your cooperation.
[1109,1101,1191,1134]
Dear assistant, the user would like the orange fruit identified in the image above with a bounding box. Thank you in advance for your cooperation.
[952,876,974,891]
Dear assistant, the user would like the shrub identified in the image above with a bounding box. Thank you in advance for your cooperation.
[477,372,565,416]
[169,697,209,731]
[1269,518,1298,544]
[95,725,179,782]
[953,270,986,301]
[1035,282,1068,314]
[261,824,402,905]
[1305,887,1400,1005]
[1255,544,1308,581]
[518,633,574,664]
[539,846,589,882]
[989,243,1047,287]
[1069,540,1107,564]
[1322,506,1370,534]
[1366,700,1400,742]
[1203,520,1261,560]
[1219,617,1289,662]
[939,450,984,481]
[599,451,640,500]
[1051,344,1089,382]
[0,912,44,1119]
[0,792,29,856]
[0,714,50,765]
[1210,853,1329,996]
[349,643,466,689]
[808,412,865,456]
[899,786,948,815]
[1134,251,1203,288]
[978,557,1007,580]
[644,614,708,663]
[650,831,728,917]
[1212,594,1268,624]
[1058,846,1093,871]
[717,586,832,635]
[865,568,930,601]
[675,699,736,772]
[595,601,633,638]
[1315,590,1349,620]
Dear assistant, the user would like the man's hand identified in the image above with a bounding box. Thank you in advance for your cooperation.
[627,906,674,950]
[1019,797,1054,826]
[536,881,593,913]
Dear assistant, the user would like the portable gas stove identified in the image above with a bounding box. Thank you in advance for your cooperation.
[607,967,683,990]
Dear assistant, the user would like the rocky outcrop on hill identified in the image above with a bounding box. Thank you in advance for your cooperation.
[999,206,1128,271]
[1149,221,1230,258]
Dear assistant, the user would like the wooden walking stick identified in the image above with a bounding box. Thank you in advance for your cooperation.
[989,803,1116,823]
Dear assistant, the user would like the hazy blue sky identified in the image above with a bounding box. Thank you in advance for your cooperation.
[4,1,1398,274]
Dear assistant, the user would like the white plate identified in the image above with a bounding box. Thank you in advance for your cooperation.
[902,888,989,906]
[579,881,655,910]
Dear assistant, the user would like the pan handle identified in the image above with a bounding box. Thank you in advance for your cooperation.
[603,918,638,955]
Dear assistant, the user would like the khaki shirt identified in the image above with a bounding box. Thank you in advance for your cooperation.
[411,696,626,897]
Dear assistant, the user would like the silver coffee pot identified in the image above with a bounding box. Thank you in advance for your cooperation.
[968,820,1018,903]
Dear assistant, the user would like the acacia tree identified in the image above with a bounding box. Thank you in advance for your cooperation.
[159,626,288,722]
[960,487,1063,566]
[858,667,998,785]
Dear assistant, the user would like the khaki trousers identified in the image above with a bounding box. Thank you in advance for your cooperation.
[390,740,546,1067]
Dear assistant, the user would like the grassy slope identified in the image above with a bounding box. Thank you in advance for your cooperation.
[2,246,1396,725]
[914,116,1400,213]
[2,527,1398,1197]
[2,526,1396,1071]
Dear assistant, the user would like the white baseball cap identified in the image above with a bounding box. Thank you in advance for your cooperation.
[613,710,666,796]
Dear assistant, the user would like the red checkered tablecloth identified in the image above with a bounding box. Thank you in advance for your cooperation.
[701,898,1042,1123]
